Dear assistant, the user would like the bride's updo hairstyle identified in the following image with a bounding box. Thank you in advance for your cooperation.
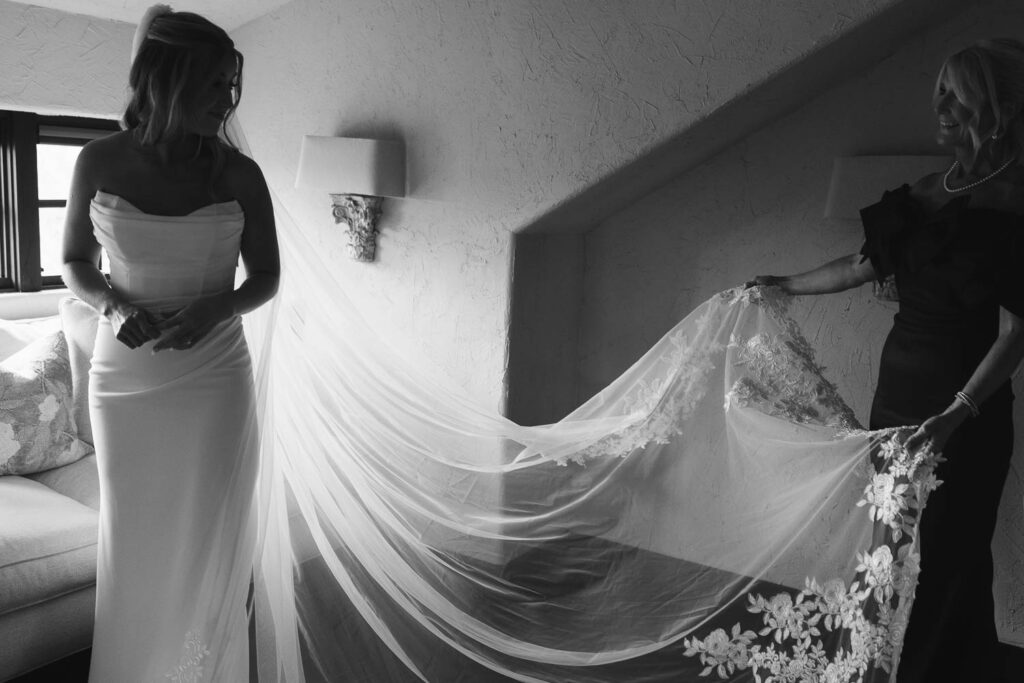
[123,8,243,149]
[936,38,1024,164]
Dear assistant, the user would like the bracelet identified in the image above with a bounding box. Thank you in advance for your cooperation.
[954,390,980,418]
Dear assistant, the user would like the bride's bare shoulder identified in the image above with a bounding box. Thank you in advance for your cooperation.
[77,130,136,169]
[221,148,269,197]
[84,129,131,153]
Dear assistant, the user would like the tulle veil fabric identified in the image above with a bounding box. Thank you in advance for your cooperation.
[232,124,941,683]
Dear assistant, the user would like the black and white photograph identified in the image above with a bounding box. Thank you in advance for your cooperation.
[1,1,1023,681]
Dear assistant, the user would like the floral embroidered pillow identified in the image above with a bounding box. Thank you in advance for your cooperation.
[0,330,92,475]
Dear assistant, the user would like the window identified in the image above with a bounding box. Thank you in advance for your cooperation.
[0,110,119,292]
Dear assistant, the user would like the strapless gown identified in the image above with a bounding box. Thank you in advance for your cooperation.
[87,191,258,683]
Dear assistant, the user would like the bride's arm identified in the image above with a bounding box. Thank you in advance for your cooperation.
[152,152,279,352]
[749,253,876,295]
[222,152,279,316]
[62,142,115,312]
[62,142,161,349]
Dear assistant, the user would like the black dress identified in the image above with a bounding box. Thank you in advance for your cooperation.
[859,184,1020,681]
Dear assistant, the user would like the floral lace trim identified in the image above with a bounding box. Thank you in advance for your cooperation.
[725,287,860,431]
[562,303,724,465]
[682,431,942,682]
[873,275,899,302]
[725,331,859,430]
[165,630,211,683]
[562,287,861,466]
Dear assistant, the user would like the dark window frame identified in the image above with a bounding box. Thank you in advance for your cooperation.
[0,110,119,292]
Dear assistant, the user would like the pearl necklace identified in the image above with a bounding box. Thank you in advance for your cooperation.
[942,158,1015,193]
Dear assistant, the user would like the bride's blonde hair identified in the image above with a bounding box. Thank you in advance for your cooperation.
[936,38,1024,166]
[123,10,242,152]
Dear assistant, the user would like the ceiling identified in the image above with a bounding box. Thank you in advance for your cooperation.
[5,0,293,31]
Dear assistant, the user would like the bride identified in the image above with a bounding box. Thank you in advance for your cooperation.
[61,6,277,681]
[58,4,1021,683]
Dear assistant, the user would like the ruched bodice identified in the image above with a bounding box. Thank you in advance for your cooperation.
[90,190,244,314]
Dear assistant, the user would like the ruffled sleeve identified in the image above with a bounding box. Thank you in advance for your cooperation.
[858,184,913,283]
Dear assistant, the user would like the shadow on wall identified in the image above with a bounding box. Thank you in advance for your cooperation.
[502,0,972,426]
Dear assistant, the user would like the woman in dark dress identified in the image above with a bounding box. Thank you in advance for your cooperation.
[752,38,1024,681]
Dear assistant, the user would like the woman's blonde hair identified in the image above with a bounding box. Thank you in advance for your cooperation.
[123,10,242,154]
[936,38,1024,165]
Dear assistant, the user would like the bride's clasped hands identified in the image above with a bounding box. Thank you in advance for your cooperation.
[152,294,235,352]
[104,300,161,349]
[103,294,235,352]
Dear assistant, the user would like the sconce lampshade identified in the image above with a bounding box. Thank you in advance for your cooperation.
[295,135,406,197]
[823,155,949,219]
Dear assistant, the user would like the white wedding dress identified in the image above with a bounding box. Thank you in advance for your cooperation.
[87,191,258,682]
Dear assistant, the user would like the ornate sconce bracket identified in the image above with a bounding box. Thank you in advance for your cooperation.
[330,194,384,262]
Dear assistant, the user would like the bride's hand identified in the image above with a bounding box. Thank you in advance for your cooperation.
[152,294,234,352]
[107,301,161,349]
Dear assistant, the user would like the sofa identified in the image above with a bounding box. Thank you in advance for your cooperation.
[0,298,100,681]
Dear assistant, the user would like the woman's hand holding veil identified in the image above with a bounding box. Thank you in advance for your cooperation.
[904,404,971,457]
[744,275,788,290]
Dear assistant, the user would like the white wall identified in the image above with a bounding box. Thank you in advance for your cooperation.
[231,0,909,411]
[579,0,1024,645]
[0,1,130,318]
[0,0,130,118]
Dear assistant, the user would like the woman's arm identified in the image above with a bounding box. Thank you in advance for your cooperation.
[153,152,280,351]
[905,306,1024,453]
[749,253,876,295]
[62,142,161,348]
[225,153,280,316]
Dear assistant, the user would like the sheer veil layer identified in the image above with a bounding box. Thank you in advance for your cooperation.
[236,141,946,681]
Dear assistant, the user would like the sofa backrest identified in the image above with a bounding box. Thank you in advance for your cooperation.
[0,316,60,361]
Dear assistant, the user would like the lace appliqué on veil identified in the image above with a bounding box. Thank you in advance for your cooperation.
[724,286,860,431]
[725,332,859,430]
[165,630,211,683]
[565,304,724,465]
[563,286,860,466]
[682,431,943,682]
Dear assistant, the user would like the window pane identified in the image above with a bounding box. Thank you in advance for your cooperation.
[38,206,66,277]
[39,206,109,279]
[37,143,82,200]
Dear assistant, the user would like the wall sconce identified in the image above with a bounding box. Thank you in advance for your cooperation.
[824,155,948,301]
[295,136,406,262]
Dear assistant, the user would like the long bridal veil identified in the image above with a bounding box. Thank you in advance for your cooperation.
[234,126,941,683]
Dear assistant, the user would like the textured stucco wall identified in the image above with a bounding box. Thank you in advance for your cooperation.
[580,0,1024,645]
[1,0,293,32]
[231,0,908,410]
[0,0,131,117]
